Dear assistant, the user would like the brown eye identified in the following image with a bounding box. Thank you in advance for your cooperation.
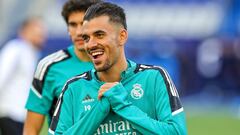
[82,35,90,43]
[96,33,104,39]
[68,22,77,28]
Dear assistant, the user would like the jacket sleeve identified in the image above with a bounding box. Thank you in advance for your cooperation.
[103,73,187,135]
[25,69,56,115]
[49,86,110,135]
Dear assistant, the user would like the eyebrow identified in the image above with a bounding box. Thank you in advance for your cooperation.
[67,22,77,26]
[93,30,105,35]
[81,30,106,37]
[68,21,83,25]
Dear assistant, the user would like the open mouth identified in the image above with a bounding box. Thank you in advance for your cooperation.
[89,50,104,59]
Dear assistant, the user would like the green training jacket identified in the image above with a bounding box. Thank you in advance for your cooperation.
[25,46,93,124]
[49,60,187,135]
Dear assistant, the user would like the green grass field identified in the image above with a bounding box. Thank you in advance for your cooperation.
[40,111,240,135]
[187,113,240,135]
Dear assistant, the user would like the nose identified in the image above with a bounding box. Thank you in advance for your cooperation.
[85,37,98,49]
[76,25,83,37]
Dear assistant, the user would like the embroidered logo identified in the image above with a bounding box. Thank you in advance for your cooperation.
[131,84,144,99]
[82,94,94,111]
[82,94,94,103]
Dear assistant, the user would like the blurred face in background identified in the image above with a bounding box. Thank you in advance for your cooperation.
[67,11,85,51]
[20,19,47,50]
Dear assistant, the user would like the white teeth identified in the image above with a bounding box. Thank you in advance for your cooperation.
[91,51,103,56]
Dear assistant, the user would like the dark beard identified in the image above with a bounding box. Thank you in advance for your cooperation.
[77,48,86,52]
[95,59,111,72]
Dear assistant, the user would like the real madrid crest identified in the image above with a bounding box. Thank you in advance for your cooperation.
[131,84,144,99]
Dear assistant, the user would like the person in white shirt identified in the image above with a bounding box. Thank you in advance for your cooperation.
[0,17,47,135]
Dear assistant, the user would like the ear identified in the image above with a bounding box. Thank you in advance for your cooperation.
[119,29,128,46]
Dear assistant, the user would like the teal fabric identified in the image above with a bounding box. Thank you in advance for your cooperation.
[25,46,93,124]
[51,60,187,135]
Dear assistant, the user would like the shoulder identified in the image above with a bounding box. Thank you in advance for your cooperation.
[0,39,28,60]
[34,49,71,81]
[39,49,70,67]
[134,63,172,81]
[61,71,92,94]
[1,39,22,52]
[135,63,166,74]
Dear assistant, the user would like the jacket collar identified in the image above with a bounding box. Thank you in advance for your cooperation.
[91,60,136,84]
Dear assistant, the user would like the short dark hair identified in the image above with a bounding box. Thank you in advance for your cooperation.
[61,0,101,24]
[84,2,127,30]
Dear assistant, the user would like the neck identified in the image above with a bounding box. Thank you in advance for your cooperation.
[98,55,128,82]
[74,47,91,62]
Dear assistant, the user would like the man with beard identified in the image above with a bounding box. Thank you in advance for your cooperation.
[49,2,187,135]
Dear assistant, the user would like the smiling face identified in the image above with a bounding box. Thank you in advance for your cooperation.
[67,12,85,51]
[82,15,127,72]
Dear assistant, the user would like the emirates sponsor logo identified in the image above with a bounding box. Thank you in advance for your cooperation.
[95,120,137,135]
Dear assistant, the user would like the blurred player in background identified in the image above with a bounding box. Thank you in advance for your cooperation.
[23,0,101,135]
[0,17,47,135]
[49,2,187,134]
